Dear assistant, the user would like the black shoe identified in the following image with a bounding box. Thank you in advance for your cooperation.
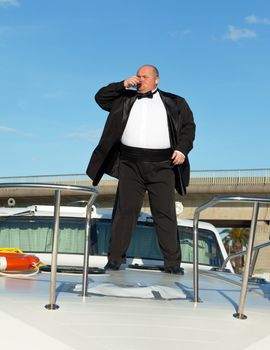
[104,261,121,271]
[164,266,184,275]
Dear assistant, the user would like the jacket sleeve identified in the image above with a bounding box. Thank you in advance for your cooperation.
[175,98,196,156]
[95,81,126,112]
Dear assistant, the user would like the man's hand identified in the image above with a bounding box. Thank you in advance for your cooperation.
[171,150,185,165]
[124,76,141,89]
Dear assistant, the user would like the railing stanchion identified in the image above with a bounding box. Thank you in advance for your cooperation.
[45,189,61,310]
[193,197,217,303]
[234,201,260,319]
[0,183,99,310]
[193,212,199,303]
[249,248,260,277]
[82,192,98,297]
[192,195,270,319]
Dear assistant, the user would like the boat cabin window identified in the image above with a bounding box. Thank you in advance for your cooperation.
[0,216,85,254]
[93,220,224,266]
[0,216,224,267]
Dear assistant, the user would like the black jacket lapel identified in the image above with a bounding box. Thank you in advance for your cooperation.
[121,95,137,133]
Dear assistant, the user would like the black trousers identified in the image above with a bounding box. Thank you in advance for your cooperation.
[108,158,181,268]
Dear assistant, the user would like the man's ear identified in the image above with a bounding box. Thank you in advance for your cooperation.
[155,77,160,85]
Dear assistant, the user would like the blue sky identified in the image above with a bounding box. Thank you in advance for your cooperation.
[0,0,269,177]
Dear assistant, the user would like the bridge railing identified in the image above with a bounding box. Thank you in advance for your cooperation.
[0,173,90,185]
[190,168,270,185]
[1,169,270,186]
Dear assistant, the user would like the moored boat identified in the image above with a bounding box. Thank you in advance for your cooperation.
[1,183,270,349]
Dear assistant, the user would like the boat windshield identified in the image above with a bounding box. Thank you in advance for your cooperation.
[0,216,224,267]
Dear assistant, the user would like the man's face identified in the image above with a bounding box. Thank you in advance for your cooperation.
[136,66,160,93]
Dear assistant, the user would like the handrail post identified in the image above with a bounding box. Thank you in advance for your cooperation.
[233,201,260,319]
[82,192,98,297]
[0,182,99,309]
[193,211,199,303]
[192,197,217,303]
[248,220,257,276]
[249,248,260,277]
[45,189,61,310]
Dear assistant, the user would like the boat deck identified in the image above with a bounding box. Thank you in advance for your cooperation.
[1,266,270,349]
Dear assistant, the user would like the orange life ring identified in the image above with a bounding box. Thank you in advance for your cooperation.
[0,252,41,272]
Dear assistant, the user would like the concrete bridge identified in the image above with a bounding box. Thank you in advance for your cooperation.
[1,169,270,272]
[1,168,269,226]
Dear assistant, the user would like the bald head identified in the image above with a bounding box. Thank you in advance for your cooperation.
[137,65,159,77]
[136,65,160,93]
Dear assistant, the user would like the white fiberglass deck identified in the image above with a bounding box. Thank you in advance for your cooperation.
[1,267,270,350]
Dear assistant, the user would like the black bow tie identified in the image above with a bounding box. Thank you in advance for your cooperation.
[137,90,157,99]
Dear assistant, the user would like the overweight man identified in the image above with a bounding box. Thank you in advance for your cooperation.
[86,65,195,274]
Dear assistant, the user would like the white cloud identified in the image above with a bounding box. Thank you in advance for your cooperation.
[65,128,102,142]
[182,29,192,36]
[245,14,270,25]
[168,29,192,38]
[0,0,19,7]
[224,25,256,41]
[0,125,31,136]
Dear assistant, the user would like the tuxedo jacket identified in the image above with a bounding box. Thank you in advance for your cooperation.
[86,81,196,195]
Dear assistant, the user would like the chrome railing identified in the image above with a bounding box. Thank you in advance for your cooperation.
[193,195,270,319]
[220,241,270,277]
[0,183,99,309]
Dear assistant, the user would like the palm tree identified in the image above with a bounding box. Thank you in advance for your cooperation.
[221,228,250,273]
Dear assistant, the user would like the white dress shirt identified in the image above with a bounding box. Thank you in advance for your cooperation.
[121,90,171,149]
